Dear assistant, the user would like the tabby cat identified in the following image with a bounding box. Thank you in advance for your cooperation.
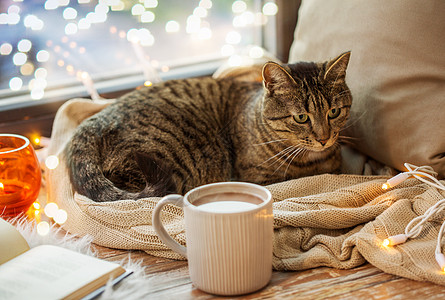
[66,52,352,202]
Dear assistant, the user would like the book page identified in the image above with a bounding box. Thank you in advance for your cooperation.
[0,244,125,300]
[0,218,30,265]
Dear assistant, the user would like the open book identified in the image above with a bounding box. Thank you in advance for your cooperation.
[0,218,131,300]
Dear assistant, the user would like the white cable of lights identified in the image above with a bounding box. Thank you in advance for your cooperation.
[381,163,445,272]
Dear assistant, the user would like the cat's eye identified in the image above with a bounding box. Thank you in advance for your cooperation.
[293,114,309,124]
[328,108,341,119]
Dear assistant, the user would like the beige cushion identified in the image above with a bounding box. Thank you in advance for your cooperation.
[289,0,445,177]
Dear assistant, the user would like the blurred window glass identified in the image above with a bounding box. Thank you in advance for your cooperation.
[0,0,277,107]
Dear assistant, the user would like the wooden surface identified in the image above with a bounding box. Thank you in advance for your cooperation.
[91,243,445,299]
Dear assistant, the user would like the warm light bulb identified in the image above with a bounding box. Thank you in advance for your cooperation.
[436,253,445,273]
[34,137,40,145]
[383,173,411,190]
[0,182,4,193]
[382,234,407,247]
[144,81,152,87]
[33,202,40,210]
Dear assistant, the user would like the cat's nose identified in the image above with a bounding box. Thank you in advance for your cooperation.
[317,138,329,146]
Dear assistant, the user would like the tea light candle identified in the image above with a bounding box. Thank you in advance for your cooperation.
[0,133,42,217]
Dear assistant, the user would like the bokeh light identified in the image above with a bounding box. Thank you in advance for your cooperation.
[232,1,247,14]
[225,31,242,44]
[262,2,278,16]
[37,221,50,236]
[144,0,158,8]
[65,23,78,35]
[131,4,145,16]
[63,7,78,20]
[141,11,155,23]
[0,43,13,55]
[17,39,32,52]
[9,77,23,91]
[54,209,68,224]
[165,20,180,33]
[36,50,50,62]
[13,52,27,66]
[45,155,60,170]
[44,202,59,218]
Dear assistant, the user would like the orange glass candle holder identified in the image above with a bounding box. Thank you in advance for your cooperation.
[0,134,42,217]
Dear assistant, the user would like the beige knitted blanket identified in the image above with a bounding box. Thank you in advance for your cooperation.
[47,98,445,286]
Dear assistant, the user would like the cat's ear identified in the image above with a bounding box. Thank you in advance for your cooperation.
[262,62,296,93]
[324,51,351,83]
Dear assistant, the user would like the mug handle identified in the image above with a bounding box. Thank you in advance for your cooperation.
[152,194,187,258]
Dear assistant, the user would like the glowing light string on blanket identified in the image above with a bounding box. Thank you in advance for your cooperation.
[382,163,445,272]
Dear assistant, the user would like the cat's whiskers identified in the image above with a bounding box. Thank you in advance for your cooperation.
[338,135,359,146]
[341,110,367,132]
[284,147,306,176]
[267,146,301,168]
[258,145,296,167]
[271,144,305,175]
[271,147,299,175]
[332,90,350,100]
[339,135,358,141]
[254,138,289,146]
[330,141,342,153]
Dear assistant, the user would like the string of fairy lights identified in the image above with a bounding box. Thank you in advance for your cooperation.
[1,0,278,101]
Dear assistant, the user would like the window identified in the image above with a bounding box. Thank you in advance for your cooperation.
[0,0,279,109]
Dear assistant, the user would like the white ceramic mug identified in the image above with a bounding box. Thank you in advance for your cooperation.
[152,182,273,296]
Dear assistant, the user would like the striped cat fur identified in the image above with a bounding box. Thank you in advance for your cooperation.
[66,52,352,202]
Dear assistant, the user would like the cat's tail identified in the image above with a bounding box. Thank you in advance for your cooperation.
[65,133,131,202]
[66,129,176,202]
